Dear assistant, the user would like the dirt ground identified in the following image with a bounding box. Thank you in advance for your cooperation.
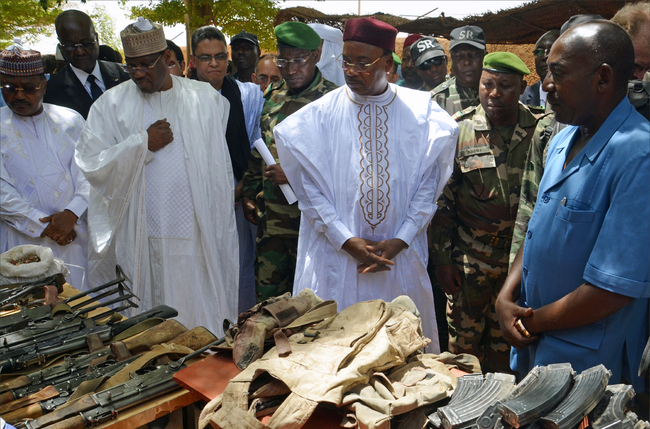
[396,37,540,85]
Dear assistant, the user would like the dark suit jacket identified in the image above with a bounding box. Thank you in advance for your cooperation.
[44,60,130,119]
[520,80,541,107]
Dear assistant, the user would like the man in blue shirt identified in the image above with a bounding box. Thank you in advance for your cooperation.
[496,20,649,392]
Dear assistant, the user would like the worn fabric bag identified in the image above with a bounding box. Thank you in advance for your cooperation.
[199,296,429,429]
[216,289,336,370]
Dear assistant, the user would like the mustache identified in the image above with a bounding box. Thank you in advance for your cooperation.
[10,101,31,107]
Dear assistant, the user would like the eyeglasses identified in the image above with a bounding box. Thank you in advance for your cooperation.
[533,48,551,57]
[1,83,44,95]
[123,54,163,74]
[274,50,316,68]
[194,53,229,64]
[417,57,446,71]
[58,40,97,52]
[337,54,384,74]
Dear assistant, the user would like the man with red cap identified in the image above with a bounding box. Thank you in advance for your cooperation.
[399,34,424,89]
[275,17,459,350]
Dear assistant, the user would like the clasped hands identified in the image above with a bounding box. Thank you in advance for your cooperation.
[495,288,539,349]
[342,237,407,274]
[39,209,78,246]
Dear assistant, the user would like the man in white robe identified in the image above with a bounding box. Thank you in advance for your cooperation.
[75,19,238,335]
[0,45,90,290]
[275,18,459,351]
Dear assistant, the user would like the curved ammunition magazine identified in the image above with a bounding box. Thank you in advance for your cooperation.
[539,364,610,429]
[429,373,485,427]
[437,372,516,429]
[499,363,574,427]
[588,384,636,429]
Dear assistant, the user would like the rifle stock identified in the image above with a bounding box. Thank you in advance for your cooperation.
[2,401,45,424]
[0,385,58,414]
[41,415,86,429]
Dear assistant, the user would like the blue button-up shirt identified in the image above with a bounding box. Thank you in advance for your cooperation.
[512,98,650,391]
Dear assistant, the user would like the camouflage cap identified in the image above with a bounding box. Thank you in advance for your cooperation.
[275,22,321,50]
[483,52,530,75]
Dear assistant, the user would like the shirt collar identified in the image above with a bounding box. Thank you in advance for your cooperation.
[70,61,102,85]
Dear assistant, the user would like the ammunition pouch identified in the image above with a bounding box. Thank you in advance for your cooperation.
[218,289,337,370]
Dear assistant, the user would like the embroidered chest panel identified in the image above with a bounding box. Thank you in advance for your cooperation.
[356,101,392,230]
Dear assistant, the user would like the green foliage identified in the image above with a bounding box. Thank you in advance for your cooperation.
[88,4,121,50]
[0,0,62,48]
[122,0,280,52]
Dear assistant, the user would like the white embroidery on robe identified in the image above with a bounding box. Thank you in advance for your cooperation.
[357,102,391,230]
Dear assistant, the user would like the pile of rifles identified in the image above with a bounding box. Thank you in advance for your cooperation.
[0,269,222,429]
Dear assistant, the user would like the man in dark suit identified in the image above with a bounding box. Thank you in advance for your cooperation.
[44,10,130,119]
[520,30,559,108]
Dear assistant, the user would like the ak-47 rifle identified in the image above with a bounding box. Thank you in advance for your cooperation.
[0,319,187,403]
[0,274,66,309]
[0,267,133,335]
[0,305,178,374]
[2,325,215,426]
[22,336,225,429]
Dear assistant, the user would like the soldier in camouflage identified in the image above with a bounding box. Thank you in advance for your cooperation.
[431,25,487,117]
[430,52,552,372]
[241,22,338,302]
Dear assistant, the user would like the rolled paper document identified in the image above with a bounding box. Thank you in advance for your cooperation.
[253,138,298,204]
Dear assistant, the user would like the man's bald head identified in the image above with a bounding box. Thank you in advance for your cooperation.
[560,21,634,93]
[535,30,560,48]
[55,10,99,74]
[55,10,95,34]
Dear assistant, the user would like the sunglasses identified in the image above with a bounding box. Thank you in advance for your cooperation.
[1,82,44,95]
[418,57,446,71]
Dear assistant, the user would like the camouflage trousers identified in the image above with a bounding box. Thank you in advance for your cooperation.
[446,235,511,373]
[254,231,298,303]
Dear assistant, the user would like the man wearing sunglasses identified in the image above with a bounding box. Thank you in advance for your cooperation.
[188,25,264,313]
[0,45,90,291]
[410,36,448,91]
[520,30,560,108]
[241,22,337,303]
[75,19,238,336]
[44,10,129,119]
[432,25,487,117]
[274,17,459,351]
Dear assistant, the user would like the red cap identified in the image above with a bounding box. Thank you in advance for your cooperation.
[343,17,398,51]
[403,34,423,49]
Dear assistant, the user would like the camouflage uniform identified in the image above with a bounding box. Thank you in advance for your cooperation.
[241,70,337,302]
[509,116,566,266]
[431,77,480,117]
[430,102,552,372]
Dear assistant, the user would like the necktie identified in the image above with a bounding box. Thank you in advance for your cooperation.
[87,74,103,100]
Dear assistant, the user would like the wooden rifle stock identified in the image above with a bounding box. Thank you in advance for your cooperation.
[41,415,86,429]
[0,385,58,415]
[2,401,45,423]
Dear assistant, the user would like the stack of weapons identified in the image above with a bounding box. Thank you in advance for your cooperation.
[427,363,650,429]
[0,270,223,428]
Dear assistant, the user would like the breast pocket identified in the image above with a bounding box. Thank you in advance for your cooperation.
[457,147,499,201]
[554,202,599,264]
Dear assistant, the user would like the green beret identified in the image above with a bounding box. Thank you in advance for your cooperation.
[483,52,530,75]
[275,22,321,50]
[392,52,402,65]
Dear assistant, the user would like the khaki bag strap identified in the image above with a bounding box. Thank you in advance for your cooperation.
[265,392,319,429]
[273,300,337,357]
